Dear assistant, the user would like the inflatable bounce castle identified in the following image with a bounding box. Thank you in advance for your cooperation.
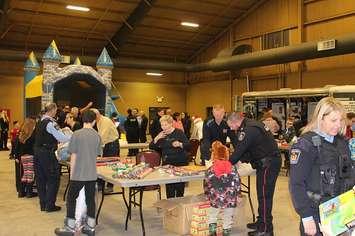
[24,40,118,117]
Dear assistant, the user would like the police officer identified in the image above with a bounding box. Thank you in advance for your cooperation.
[200,104,229,165]
[289,97,355,236]
[227,112,281,236]
[34,103,70,212]
[124,108,140,156]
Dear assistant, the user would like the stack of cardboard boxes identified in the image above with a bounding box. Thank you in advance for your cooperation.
[190,201,223,236]
[154,194,224,236]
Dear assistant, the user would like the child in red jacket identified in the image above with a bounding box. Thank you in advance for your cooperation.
[204,141,241,236]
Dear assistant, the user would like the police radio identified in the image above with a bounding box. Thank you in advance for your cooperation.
[312,135,336,197]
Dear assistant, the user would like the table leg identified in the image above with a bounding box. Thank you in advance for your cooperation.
[122,187,128,210]
[139,188,145,236]
[125,188,132,230]
[96,180,106,225]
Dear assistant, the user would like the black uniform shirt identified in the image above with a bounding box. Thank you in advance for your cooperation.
[289,132,354,219]
[229,118,279,165]
[200,118,230,161]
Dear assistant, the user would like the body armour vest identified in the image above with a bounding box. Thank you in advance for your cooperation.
[35,118,58,150]
[303,132,355,202]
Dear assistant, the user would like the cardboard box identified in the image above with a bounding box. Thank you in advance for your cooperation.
[154,194,208,235]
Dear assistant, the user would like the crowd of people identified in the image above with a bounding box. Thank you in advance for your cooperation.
[5,98,355,236]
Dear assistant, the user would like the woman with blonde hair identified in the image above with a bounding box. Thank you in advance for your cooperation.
[289,97,355,236]
[15,117,37,197]
[0,110,9,150]
[149,115,191,198]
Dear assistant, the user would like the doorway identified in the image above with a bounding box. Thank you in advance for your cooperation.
[53,73,106,112]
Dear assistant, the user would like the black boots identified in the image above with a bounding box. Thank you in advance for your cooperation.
[46,205,61,212]
[248,230,274,236]
[247,221,259,230]
[54,218,75,236]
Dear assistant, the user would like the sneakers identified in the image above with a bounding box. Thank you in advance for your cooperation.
[247,222,259,230]
[209,223,217,236]
[82,226,95,236]
[46,205,61,212]
[55,218,75,236]
[82,217,95,236]
[223,228,232,236]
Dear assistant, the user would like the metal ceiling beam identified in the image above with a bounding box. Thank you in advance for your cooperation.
[0,0,10,34]
[152,4,236,19]
[106,0,156,57]
[4,32,355,73]
[12,8,122,25]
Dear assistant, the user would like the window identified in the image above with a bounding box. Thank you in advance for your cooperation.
[261,30,289,50]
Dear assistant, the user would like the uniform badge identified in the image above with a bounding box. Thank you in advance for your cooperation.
[290,149,301,164]
[238,131,245,141]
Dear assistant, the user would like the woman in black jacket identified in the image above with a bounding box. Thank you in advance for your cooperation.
[149,115,191,198]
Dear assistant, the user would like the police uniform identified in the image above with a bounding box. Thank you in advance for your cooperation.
[200,118,229,163]
[34,115,69,211]
[124,114,140,156]
[229,118,281,235]
[289,132,355,236]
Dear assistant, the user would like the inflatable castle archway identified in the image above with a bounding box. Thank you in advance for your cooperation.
[24,40,118,117]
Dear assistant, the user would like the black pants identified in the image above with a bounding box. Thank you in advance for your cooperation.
[0,131,8,149]
[15,160,23,194]
[255,156,281,232]
[126,134,139,156]
[34,148,60,209]
[102,140,119,189]
[66,180,96,219]
[166,182,185,198]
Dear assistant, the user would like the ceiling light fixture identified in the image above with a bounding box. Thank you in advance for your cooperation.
[66,5,90,12]
[146,72,163,76]
[181,22,199,28]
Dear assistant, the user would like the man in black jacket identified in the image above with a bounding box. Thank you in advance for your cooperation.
[124,108,139,156]
[137,110,148,143]
[200,104,229,165]
[227,112,281,236]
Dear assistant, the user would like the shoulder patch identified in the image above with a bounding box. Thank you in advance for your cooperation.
[290,149,301,164]
[238,131,245,141]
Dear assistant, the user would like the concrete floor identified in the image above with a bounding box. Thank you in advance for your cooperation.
[0,149,300,236]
